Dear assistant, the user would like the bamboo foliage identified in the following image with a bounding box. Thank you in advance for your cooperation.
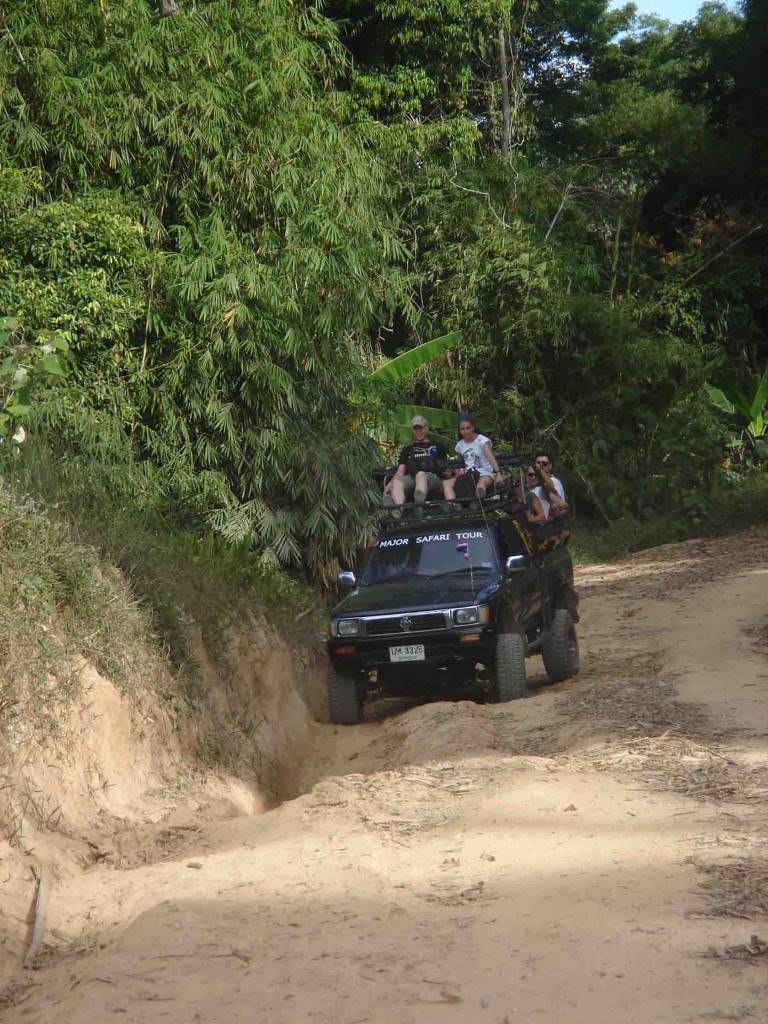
[1,0,766,575]
[0,0,411,579]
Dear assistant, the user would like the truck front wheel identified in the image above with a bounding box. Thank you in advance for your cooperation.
[541,608,580,683]
[328,665,364,725]
[492,632,528,702]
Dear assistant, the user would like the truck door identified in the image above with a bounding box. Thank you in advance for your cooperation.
[494,519,541,627]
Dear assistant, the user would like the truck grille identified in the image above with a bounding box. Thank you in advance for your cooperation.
[365,611,447,636]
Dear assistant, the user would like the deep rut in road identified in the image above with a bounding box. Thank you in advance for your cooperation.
[4,528,768,1024]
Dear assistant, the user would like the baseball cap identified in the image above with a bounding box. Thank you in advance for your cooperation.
[410,415,428,428]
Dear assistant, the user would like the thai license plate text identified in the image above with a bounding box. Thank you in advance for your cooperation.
[389,644,425,663]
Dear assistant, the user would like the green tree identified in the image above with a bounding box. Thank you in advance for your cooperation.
[0,0,410,579]
[325,0,512,122]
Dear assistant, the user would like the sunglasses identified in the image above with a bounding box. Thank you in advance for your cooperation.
[526,472,537,478]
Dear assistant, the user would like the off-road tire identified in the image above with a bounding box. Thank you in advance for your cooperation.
[492,631,528,702]
[328,666,363,725]
[541,608,580,683]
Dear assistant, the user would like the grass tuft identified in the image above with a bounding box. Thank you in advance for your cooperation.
[0,484,172,735]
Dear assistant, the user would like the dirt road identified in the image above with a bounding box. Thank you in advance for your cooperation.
[5,530,768,1023]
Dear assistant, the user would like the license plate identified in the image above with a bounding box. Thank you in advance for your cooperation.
[389,644,425,663]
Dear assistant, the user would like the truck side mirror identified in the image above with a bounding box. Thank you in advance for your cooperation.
[505,555,528,573]
[337,570,357,589]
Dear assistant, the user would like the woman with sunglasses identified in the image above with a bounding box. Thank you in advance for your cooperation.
[512,466,547,523]
[532,451,568,518]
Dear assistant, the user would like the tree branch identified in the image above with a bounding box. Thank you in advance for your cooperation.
[680,223,764,287]
[498,23,511,156]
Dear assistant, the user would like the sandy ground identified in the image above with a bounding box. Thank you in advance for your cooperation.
[3,528,768,1023]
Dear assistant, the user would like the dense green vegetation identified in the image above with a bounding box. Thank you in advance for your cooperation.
[1,0,766,583]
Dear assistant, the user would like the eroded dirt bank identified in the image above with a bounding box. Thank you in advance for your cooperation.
[0,610,325,989]
[4,529,768,1023]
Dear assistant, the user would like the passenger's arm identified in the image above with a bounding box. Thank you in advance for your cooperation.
[527,494,547,523]
[481,441,504,482]
[538,468,568,510]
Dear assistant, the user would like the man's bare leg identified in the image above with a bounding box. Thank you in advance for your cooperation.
[413,471,429,505]
[390,478,407,505]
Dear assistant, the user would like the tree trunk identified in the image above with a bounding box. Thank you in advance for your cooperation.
[498,23,511,156]
[608,216,622,301]
[625,192,640,297]
[157,0,179,16]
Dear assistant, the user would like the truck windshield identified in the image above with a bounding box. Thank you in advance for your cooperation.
[362,528,497,585]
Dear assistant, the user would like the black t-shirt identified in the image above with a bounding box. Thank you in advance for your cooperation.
[397,440,448,477]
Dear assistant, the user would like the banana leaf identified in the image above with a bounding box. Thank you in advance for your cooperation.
[386,423,456,447]
[704,383,735,416]
[709,375,752,419]
[749,411,765,438]
[707,367,768,438]
[393,404,459,434]
[376,407,456,449]
[370,331,462,385]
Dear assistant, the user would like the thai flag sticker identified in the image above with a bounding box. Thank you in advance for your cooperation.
[456,540,469,559]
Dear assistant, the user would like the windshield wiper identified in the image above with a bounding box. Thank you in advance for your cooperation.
[419,566,495,579]
[365,567,494,584]
[362,572,434,585]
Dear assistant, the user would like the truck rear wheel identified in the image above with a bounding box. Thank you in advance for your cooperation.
[328,666,363,725]
[541,608,580,683]
[492,632,528,701]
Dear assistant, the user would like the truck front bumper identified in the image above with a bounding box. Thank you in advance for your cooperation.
[328,629,496,672]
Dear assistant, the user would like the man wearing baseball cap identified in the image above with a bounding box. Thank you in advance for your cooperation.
[383,415,451,507]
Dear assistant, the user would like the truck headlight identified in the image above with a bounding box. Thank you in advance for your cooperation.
[453,606,490,626]
[337,619,361,637]
[454,607,476,625]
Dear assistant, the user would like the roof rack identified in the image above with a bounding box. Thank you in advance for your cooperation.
[375,490,517,533]
[372,451,536,486]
